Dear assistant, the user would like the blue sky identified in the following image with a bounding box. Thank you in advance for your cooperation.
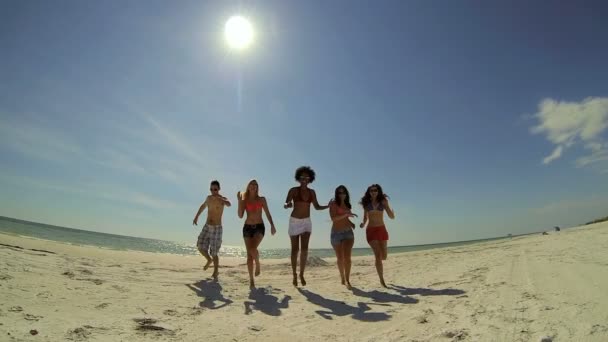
[1,1,608,249]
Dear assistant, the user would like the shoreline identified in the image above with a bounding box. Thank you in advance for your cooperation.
[0,229,510,262]
[0,216,519,258]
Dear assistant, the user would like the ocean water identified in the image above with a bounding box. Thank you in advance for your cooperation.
[0,216,508,259]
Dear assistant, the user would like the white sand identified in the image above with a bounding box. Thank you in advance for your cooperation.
[1,222,608,342]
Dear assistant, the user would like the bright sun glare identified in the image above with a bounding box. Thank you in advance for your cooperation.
[224,15,254,50]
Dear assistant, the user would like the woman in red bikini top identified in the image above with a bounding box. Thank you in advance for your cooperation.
[359,183,395,288]
[237,179,276,289]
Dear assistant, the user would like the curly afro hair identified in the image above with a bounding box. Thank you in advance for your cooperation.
[294,166,316,183]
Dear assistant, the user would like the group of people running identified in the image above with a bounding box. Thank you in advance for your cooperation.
[192,166,395,289]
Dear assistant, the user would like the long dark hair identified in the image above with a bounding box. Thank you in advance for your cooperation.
[333,185,352,209]
[360,184,388,209]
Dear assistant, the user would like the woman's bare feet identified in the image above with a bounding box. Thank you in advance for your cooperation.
[249,280,255,289]
[292,275,298,287]
[346,281,352,290]
[212,271,218,281]
[380,278,387,288]
[203,258,213,271]
[341,277,345,285]
[299,274,306,286]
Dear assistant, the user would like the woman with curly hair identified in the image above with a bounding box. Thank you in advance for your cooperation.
[284,166,329,286]
[359,184,395,287]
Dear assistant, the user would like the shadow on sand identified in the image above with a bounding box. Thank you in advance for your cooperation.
[244,287,291,316]
[186,279,233,309]
[297,288,391,322]
[389,284,466,297]
[350,286,419,304]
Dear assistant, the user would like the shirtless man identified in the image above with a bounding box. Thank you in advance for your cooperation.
[193,180,231,280]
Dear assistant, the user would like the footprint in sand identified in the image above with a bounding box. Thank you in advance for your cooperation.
[66,325,107,340]
[9,306,23,312]
[77,278,104,285]
[24,313,43,321]
[36,291,52,298]
[62,271,76,279]
[442,329,469,340]
[415,315,429,324]
[95,303,110,309]
[112,285,129,293]
[79,269,94,275]
[133,318,174,335]
[415,308,434,324]
[590,324,608,335]
[189,307,204,316]
[162,309,178,316]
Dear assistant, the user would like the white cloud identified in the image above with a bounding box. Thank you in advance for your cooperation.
[531,196,608,215]
[542,146,563,165]
[586,142,603,153]
[576,148,608,168]
[0,118,83,162]
[531,97,608,166]
[0,173,182,210]
[142,115,205,166]
[95,148,148,174]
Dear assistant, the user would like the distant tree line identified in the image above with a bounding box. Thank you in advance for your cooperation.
[585,215,608,225]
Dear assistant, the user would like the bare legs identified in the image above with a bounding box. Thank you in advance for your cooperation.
[212,255,219,280]
[199,250,212,270]
[333,238,354,289]
[290,232,311,286]
[343,238,354,288]
[244,234,264,289]
[369,240,387,287]
[332,243,345,285]
[290,235,299,286]
[197,250,220,280]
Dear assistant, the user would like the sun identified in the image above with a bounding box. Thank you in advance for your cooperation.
[224,15,254,50]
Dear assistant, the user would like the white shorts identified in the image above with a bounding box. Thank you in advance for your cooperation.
[288,217,312,237]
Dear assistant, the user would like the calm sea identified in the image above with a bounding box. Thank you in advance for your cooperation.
[0,216,508,259]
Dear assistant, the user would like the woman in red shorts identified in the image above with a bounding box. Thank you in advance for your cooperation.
[359,184,395,287]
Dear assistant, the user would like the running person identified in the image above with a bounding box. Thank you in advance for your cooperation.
[284,166,329,286]
[329,185,357,289]
[359,184,395,288]
[237,179,276,289]
[192,180,231,280]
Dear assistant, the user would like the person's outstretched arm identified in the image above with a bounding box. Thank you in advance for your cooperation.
[311,190,328,210]
[284,188,294,209]
[262,197,276,235]
[193,197,208,225]
[330,201,357,222]
[237,192,245,219]
[383,198,395,219]
[359,209,369,228]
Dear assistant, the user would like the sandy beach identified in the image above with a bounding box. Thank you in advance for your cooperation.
[1,222,607,342]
